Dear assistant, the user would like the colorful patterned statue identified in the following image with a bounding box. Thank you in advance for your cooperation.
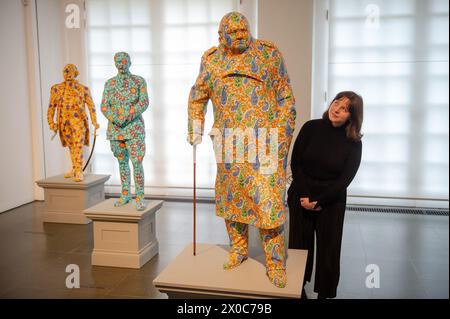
[48,64,99,182]
[187,12,297,288]
[101,52,149,211]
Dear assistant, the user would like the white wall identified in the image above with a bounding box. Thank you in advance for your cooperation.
[258,0,314,177]
[0,0,80,212]
[258,0,314,134]
[311,0,329,119]
[0,0,34,212]
[36,0,72,179]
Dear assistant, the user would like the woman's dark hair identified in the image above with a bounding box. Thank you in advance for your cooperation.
[323,91,364,142]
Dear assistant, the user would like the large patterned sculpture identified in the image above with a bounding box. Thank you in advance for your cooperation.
[48,64,99,182]
[101,52,149,211]
[187,12,297,288]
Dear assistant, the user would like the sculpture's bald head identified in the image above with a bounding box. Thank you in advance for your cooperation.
[114,52,131,74]
[63,64,78,81]
[219,12,252,54]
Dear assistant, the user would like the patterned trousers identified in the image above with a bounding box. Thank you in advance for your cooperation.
[225,219,286,271]
[110,138,145,201]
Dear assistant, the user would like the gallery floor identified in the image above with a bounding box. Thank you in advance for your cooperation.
[0,200,448,299]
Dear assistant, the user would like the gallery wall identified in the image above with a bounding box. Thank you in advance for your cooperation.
[35,0,72,181]
[259,0,314,132]
[1,0,86,212]
[0,0,35,212]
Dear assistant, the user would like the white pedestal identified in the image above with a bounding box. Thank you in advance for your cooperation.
[83,198,164,269]
[36,174,110,224]
[153,243,308,299]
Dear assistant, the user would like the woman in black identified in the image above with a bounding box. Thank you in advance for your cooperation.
[288,91,363,299]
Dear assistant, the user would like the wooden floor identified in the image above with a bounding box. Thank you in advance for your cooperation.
[0,200,448,299]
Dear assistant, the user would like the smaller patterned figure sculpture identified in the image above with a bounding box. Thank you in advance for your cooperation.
[101,52,149,211]
[48,64,99,182]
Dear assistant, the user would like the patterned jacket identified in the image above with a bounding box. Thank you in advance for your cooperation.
[48,79,97,147]
[101,73,148,141]
[188,35,297,229]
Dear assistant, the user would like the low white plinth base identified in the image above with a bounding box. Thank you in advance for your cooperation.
[83,198,164,269]
[153,243,308,299]
[36,174,110,224]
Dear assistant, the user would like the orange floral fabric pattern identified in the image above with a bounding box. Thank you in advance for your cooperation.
[188,12,297,229]
[47,64,99,181]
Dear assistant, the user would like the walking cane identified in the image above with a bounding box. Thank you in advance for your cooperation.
[83,127,98,172]
[193,145,197,256]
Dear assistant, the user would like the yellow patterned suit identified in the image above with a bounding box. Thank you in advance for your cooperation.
[48,64,99,182]
[188,13,297,287]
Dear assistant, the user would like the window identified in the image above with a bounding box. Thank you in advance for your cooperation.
[86,0,238,197]
[327,0,449,200]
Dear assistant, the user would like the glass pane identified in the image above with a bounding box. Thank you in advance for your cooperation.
[329,0,450,199]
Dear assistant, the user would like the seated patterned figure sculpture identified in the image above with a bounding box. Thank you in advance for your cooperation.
[101,52,149,211]
[48,64,99,182]
[187,12,297,288]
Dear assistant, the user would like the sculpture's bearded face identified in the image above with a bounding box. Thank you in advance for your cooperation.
[219,12,252,54]
[114,52,131,74]
[63,64,79,81]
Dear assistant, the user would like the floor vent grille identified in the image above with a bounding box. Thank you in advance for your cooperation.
[346,206,449,216]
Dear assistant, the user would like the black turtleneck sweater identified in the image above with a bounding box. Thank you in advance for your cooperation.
[290,119,362,208]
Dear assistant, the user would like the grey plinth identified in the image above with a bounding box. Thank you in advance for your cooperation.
[83,198,164,269]
[153,243,308,299]
[36,174,110,224]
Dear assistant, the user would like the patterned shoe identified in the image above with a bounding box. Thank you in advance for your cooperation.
[73,172,84,182]
[64,170,74,178]
[267,269,287,288]
[223,253,248,270]
[135,195,146,211]
[114,196,131,207]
